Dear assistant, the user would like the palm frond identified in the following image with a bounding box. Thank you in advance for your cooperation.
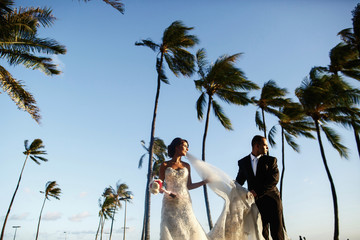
[0,0,14,15]
[138,154,146,169]
[162,21,199,48]
[0,66,41,122]
[195,48,208,79]
[216,89,253,106]
[284,132,300,152]
[321,125,348,158]
[164,48,195,77]
[134,39,159,52]
[260,80,288,101]
[196,92,206,120]
[102,0,125,14]
[255,110,264,131]
[341,70,360,81]
[338,28,355,44]
[268,125,277,147]
[211,100,232,130]
[79,0,124,14]
[2,37,66,55]
[29,139,45,151]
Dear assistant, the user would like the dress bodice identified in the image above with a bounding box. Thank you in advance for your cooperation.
[164,167,190,201]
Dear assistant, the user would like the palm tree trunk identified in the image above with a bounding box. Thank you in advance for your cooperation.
[201,96,213,230]
[109,210,115,240]
[142,53,164,240]
[0,155,29,240]
[280,127,286,230]
[352,121,360,158]
[279,128,285,200]
[35,197,47,240]
[315,121,339,240]
[141,212,145,240]
[261,108,267,139]
[261,108,269,155]
[100,217,105,240]
[95,216,102,240]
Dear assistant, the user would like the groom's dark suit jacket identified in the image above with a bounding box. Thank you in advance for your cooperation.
[236,154,280,200]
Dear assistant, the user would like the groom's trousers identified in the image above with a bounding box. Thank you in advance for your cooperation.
[256,195,284,240]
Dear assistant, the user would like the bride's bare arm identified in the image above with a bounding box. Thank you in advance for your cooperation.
[186,163,207,190]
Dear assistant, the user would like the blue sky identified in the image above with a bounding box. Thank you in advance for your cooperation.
[1,0,360,239]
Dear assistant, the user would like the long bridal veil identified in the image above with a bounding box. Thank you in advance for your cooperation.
[186,153,265,240]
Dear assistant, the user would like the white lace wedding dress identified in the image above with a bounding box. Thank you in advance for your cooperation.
[159,154,264,240]
[160,167,208,240]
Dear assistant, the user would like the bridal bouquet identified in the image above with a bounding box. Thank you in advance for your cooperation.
[149,179,176,198]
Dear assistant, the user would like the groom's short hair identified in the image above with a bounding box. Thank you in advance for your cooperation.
[251,135,265,147]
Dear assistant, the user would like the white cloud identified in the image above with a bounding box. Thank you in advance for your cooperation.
[10,212,30,220]
[69,211,91,222]
[70,230,95,235]
[43,212,62,221]
[79,192,88,198]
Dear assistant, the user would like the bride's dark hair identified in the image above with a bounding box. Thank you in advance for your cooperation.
[168,137,188,158]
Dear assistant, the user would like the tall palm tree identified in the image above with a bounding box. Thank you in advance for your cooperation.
[103,182,132,240]
[139,137,168,178]
[135,20,198,240]
[252,80,289,139]
[78,0,125,14]
[0,139,47,240]
[35,181,61,240]
[95,196,115,240]
[194,48,259,229]
[295,67,360,240]
[0,2,66,123]
[268,102,314,199]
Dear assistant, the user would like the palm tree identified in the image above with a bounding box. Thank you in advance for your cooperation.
[0,2,66,123]
[139,137,168,178]
[78,0,125,14]
[268,102,314,199]
[103,182,132,240]
[0,139,47,240]
[35,181,61,240]
[295,67,360,240]
[252,80,289,139]
[135,20,198,240]
[95,196,115,240]
[194,48,259,229]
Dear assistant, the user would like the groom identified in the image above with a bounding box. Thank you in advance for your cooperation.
[236,135,284,240]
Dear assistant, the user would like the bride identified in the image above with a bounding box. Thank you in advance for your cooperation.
[156,137,264,240]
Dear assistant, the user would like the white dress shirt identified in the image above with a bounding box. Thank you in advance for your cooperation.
[250,153,262,176]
